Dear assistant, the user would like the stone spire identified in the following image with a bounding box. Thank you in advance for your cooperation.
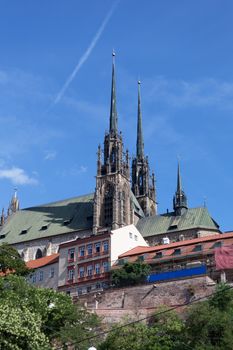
[136,80,144,159]
[131,81,156,216]
[173,162,188,215]
[109,51,118,134]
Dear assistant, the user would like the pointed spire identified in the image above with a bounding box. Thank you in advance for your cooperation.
[136,80,144,159]
[173,161,188,214]
[177,161,182,193]
[109,50,118,134]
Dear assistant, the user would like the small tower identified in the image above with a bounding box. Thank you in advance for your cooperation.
[93,52,132,233]
[9,188,20,214]
[131,81,156,216]
[173,162,188,216]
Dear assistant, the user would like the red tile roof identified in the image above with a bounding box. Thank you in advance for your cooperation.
[119,232,233,258]
[26,253,59,269]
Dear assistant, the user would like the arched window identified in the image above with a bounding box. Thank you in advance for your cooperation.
[104,185,113,226]
[122,191,126,224]
[138,171,143,195]
[35,248,43,260]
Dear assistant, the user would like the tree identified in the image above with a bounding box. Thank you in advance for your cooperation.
[0,275,100,349]
[0,242,30,276]
[111,261,151,287]
[99,309,184,350]
[183,284,233,350]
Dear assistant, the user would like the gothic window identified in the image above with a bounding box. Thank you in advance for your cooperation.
[122,191,126,224]
[138,171,143,195]
[111,147,116,172]
[35,249,43,259]
[104,185,113,226]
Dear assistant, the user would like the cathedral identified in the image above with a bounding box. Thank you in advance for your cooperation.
[0,54,220,262]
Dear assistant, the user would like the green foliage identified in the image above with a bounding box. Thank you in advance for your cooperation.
[183,284,233,350]
[0,243,30,276]
[0,275,100,349]
[99,310,184,350]
[111,261,151,287]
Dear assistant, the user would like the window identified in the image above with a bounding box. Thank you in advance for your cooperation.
[79,267,85,278]
[68,268,74,281]
[39,271,43,281]
[87,286,92,293]
[193,244,202,252]
[77,288,82,296]
[122,191,126,223]
[104,185,113,226]
[95,263,100,275]
[174,248,181,255]
[134,235,138,241]
[129,232,133,239]
[95,242,101,253]
[79,246,85,257]
[103,261,109,272]
[32,273,36,283]
[50,267,55,278]
[96,282,101,289]
[87,244,92,255]
[35,249,43,259]
[87,265,93,276]
[103,240,109,253]
[213,241,222,248]
[68,248,75,261]
[155,252,163,258]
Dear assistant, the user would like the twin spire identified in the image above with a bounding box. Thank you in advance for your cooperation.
[108,52,188,215]
[109,51,118,134]
[109,51,144,161]
[136,81,144,159]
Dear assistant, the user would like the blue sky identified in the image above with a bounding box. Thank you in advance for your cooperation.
[0,0,232,231]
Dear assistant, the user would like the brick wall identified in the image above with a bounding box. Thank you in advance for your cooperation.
[76,276,216,324]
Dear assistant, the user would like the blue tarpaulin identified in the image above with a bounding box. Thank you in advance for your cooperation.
[148,265,207,283]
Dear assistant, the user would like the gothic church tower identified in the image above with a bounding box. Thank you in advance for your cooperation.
[93,53,133,233]
[131,81,156,216]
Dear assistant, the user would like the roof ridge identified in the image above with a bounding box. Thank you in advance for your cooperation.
[24,192,94,210]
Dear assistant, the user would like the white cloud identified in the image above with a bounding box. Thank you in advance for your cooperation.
[146,76,233,110]
[0,167,38,185]
[44,151,57,161]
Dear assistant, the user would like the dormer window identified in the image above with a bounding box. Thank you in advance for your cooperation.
[20,229,27,235]
[41,225,48,231]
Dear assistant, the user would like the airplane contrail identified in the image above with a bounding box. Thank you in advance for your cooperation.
[53,1,119,105]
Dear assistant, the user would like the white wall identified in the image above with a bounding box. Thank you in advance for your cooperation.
[28,262,58,290]
[110,224,148,266]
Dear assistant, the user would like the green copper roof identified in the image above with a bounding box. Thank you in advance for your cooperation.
[0,194,94,245]
[136,207,220,238]
[0,191,144,245]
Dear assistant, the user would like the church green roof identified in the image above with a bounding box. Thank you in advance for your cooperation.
[0,191,144,245]
[137,207,220,238]
[0,194,94,245]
